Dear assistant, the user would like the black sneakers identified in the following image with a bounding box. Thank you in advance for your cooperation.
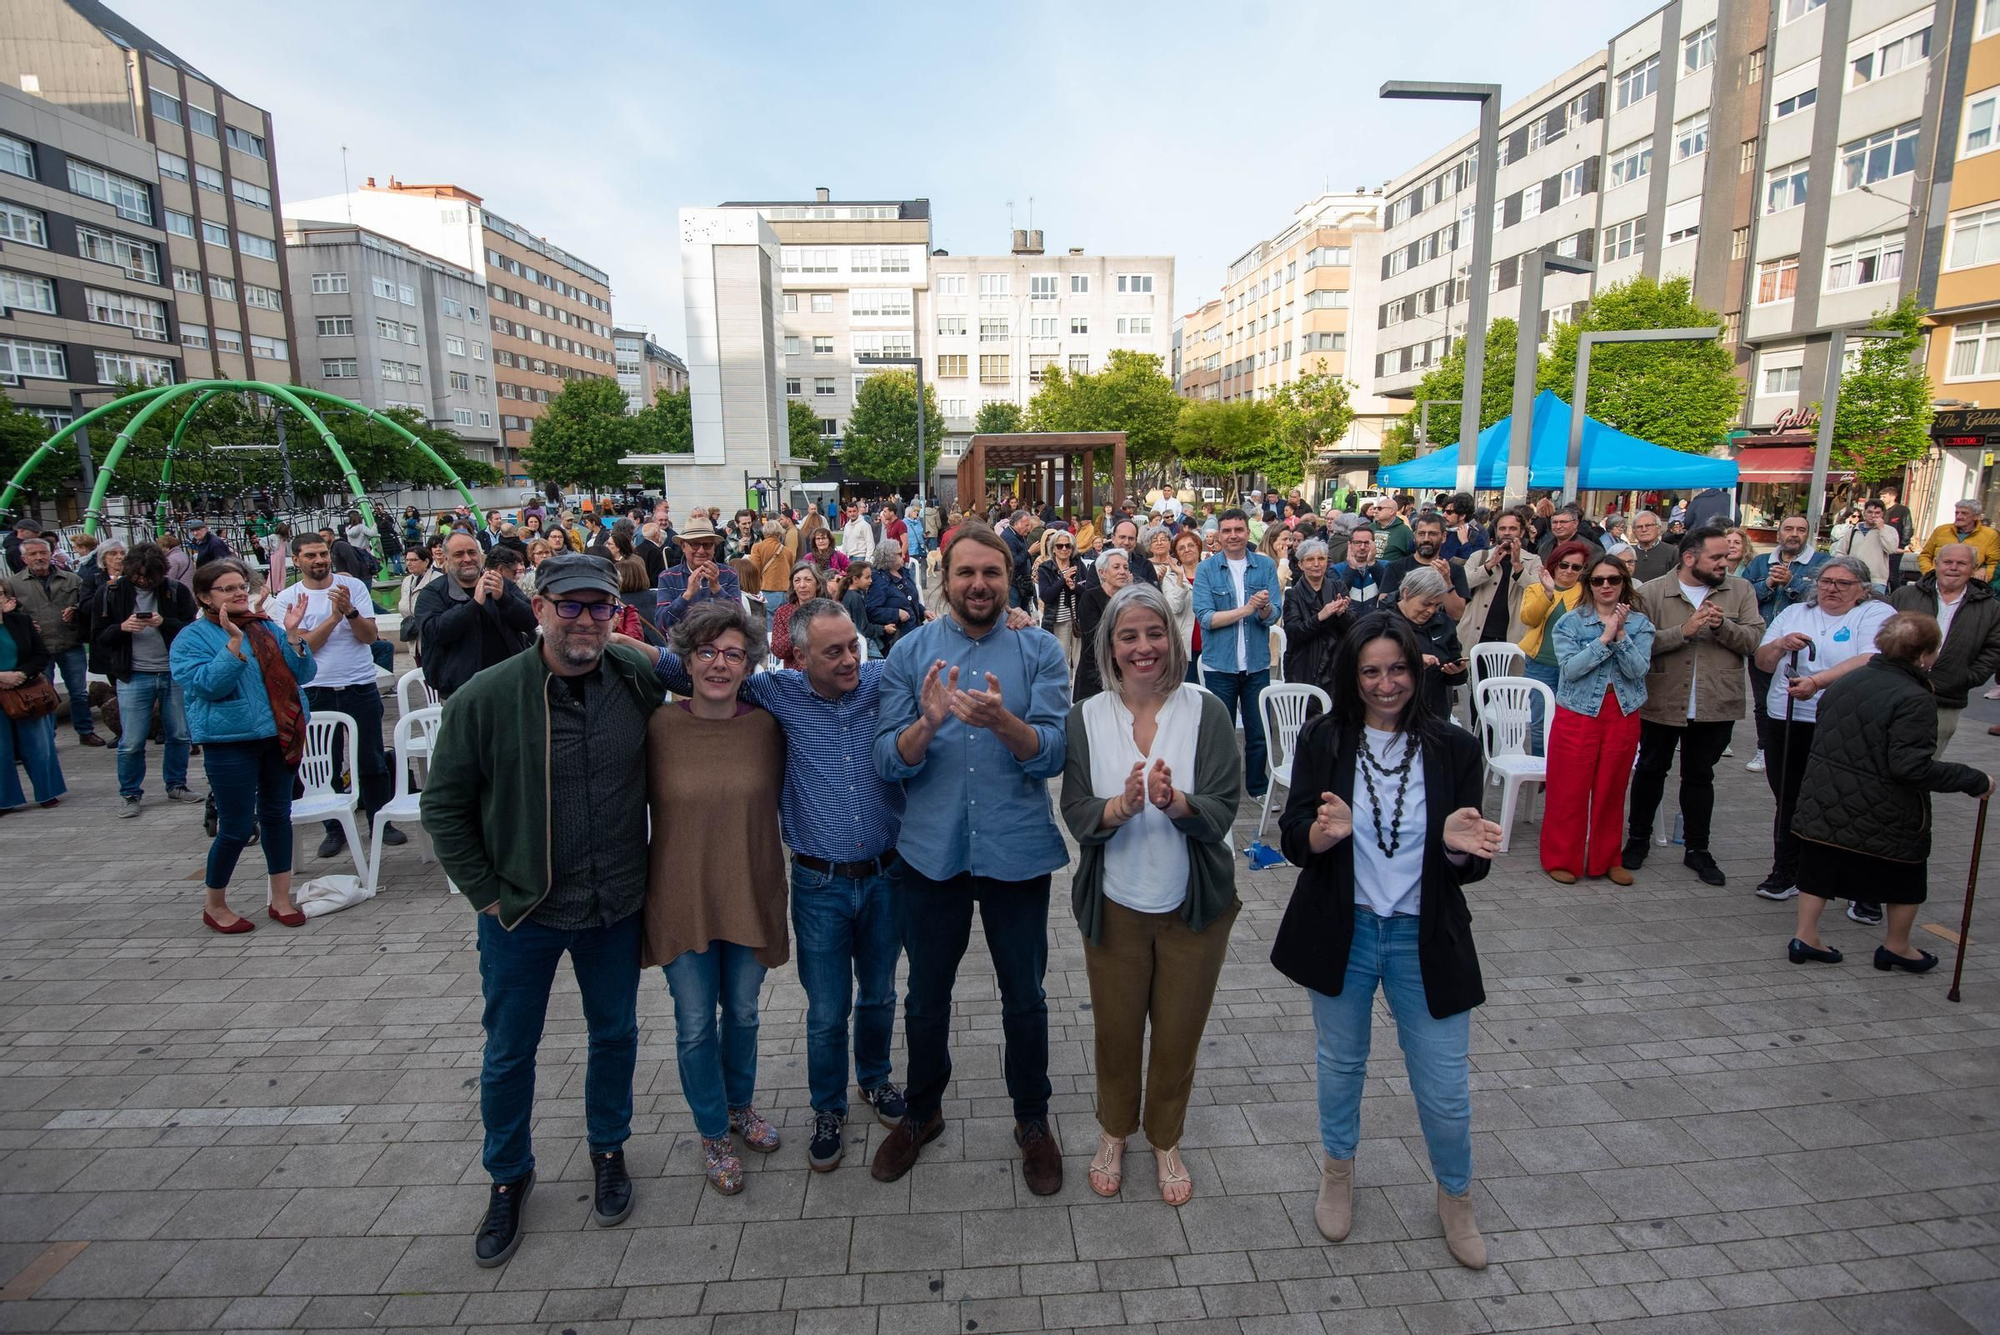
[859,1082,907,1129]
[591,1150,632,1227]
[316,828,346,859]
[808,1110,845,1172]
[1683,850,1726,886]
[474,1171,533,1267]
[1755,879,1799,901]
[1621,838,1649,871]
[1847,901,1884,926]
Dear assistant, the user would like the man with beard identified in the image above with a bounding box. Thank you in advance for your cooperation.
[423,553,663,1266]
[1625,528,1764,886]
[871,525,1070,1196]
[1742,514,1828,771]
[1328,526,1389,607]
[414,531,538,699]
[1382,513,1468,617]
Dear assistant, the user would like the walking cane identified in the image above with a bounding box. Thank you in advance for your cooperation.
[1947,796,1989,1004]
[1773,642,1812,864]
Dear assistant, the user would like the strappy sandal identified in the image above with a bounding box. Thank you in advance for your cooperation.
[1155,1145,1192,1207]
[1087,1132,1125,1197]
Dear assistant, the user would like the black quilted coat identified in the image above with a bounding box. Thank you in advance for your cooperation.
[1791,655,1988,864]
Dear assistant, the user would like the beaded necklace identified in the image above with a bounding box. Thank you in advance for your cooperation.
[1355,729,1418,859]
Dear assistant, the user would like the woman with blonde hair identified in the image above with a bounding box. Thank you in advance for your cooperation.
[1036,527,1085,664]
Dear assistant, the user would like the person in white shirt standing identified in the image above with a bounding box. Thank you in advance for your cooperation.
[841,501,877,562]
[268,534,406,859]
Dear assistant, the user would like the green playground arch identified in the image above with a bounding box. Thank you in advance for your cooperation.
[0,380,489,540]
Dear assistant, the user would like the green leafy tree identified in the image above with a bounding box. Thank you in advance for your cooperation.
[1269,358,1354,485]
[1831,294,1932,486]
[1026,350,1182,484]
[634,387,693,456]
[0,393,56,499]
[973,401,1024,434]
[1379,421,1416,467]
[1394,317,1518,451]
[522,377,638,490]
[1172,399,1280,497]
[842,370,944,484]
[1537,274,1741,453]
[787,398,831,471]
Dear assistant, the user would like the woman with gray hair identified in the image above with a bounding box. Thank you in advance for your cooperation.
[1387,566,1464,721]
[1752,554,1897,905]
[864,537,924,652]
[1059,582,1242,1206]
[1074,549,1132,701]
[1282,537,1352,691]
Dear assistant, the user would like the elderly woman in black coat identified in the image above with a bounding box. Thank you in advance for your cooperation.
[1281,537,1352,691]
[1787,611,1993,972]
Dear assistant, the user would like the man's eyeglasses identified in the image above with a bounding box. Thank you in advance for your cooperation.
[1587,574,1625,587]
[552,600,619,621]
[692,645,749,666]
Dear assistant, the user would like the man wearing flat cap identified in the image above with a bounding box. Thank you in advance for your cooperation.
[422,552,664,1268]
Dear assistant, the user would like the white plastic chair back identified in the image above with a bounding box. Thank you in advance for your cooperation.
[1470,642,1526,696]
[396,668,439,716]
[1473,676,1550,761]
[299,712,358,804]
[1254,682,1331,839]
[390,706,442,802]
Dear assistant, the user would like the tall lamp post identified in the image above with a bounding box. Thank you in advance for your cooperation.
[1416,398,1460,455]
[1806,327,1901,535]
[858,353,928,518]
[1505,253,1594,507]
[1381,80,1501,495]
[1563,326,1723,502]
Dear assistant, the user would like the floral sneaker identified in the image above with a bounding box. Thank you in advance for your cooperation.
[729,1104,781,1154]
[700,1135,744,1195]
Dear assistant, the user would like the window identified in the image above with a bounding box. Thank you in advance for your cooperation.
[936,274,966,296]
[212,328,241,353]
[1732,226,1750,260]
[441,296,462,318]
[1068,354,1089,374]
[244,284,281,311]
[450,371,470,390]
[1070,316,1089,334]
[224,126,267,159]
[398,284,416,305]
[0,338,65,378]
[311,271,348,294]
[817,417,838,437]
[811,293,833,313]
[1116,273,1154,294]
[880,248,910,274]
[0,202,46,249]
[781,292,798,314]
[180,325,208,349]
[937,316,966,336]
[321,358,357,378]
[200,220,228,247]
[1302,289,1349,310]
[1776,85,1817,118]
[479,412,492,428]
[813,376,835,396]
[1304,332,1346,352]
[1115,316,1153,335]
[471,342,484,360]
[1987,0,2000,36]
[1602,218,1646,261]
[67,160,151,222]
[1615,53,1660,109]
[938,354,968,377]
[1560,161,1589,201]
[0,133,33,182]
[1762,363,1803,393]
[939,398,966,418]
[376,316,399,340]
[75,225,158,282]
[1765,159,1809,213]
[171,266,199,293]
[1740,138,1758,173]
[1674,111,1709,161]
[94,350,173,386]
[1020,317,1051,338]
[231,179,271,211]
[450,409,473,427]
[1608,141,1652,188]
[784,335,802,355]
[371,276,397,299]
[1030,275,1058,300]
[1839,121,1921,191]
[978,273,1010,298]
[148,89,182,126]
[1071,274,1090,294]
[1852,24,1931,86]
[1965,87,2000,158]
[1949,206,2000,268]
[813,336,834,353]
[1948,320,2000,378]
[186,105,217,139]
[1784,0,1827,20]
[163,209,194,237]
[1684,21,1716,74]
[1756,255,1801,303]
[979,355,1010,383]
[317,316,353,336]
[1664,197,1703,244]
[156,150,188,182]
[0,271,55,314]
[850,247,879,273]
[193,163,223,194]
[980,318,1009,341]
[1826,232,1904,290]
[80,286,168,341]
[250,335,287,361]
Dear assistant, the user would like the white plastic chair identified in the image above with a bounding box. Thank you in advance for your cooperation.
[1468,643,1528,767]
[1256,682,1332,840]
[395,669,441,781]
[291,711,367,884]
[368,706,443,893]
[1471,676,1552,853]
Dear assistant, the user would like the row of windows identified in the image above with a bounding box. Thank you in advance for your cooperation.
[0,337,176,387]
[929,272,1151,298]
[489,280,607,338]
[1,132,163,230]
[483,247,608,313]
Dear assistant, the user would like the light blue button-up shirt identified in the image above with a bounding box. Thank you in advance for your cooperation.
[872,614,1070,882]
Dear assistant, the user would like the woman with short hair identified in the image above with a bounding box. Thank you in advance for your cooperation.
[1544,556,1653,885]
[769,561,830,669]
[1282,537,1352,693]
[1036,528,1085,665]
[1386,567,1463,720]
[1074,549,1131,702]
[0,582,66,814]
[1163,530,1205,682]
[1060,583,1241,1206]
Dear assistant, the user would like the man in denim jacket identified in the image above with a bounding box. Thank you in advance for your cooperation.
[1193,508,1284,799]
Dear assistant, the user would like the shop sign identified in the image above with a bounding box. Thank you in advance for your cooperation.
[1930,407,2000,436]
[1766,406,1819,433]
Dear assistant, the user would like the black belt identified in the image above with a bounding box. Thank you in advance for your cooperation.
[793,849,899,879]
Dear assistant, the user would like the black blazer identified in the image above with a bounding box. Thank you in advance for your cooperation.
[1271,718,1491,1018]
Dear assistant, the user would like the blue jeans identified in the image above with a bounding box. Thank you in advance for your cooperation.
[791,856,903,1115]
[201,737,294,887]
[54,645,93,734]
[1522,659,1561,758]
[304,683,391,831]
[0,709,63,809]
[477,910,641,1181]
[115,672,189,798]
[1204,667,1270,796]
[1310,909,1472,1194]
[661,941,767,1140]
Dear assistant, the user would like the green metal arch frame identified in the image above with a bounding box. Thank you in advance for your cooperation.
[0,380,490,544]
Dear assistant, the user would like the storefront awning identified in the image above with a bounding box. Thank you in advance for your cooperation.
[1734,447,1854,483]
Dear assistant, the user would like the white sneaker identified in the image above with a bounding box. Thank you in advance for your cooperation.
[1984,685,2000,700]
[1746,750,1766,773]
[1722,744,1734,757]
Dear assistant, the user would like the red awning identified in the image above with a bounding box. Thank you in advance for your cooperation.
[1734,446,1854,483]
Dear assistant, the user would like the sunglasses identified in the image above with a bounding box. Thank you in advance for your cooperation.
[552,600,618,621]
[1556,562,1585,572]
[1588,574,1624,587]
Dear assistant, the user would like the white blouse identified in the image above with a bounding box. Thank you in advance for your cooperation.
[1082,682,1208,914]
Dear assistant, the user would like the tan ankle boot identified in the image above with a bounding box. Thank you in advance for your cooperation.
[1437,1185,1487,1269]
[1315,1154,1354,1242]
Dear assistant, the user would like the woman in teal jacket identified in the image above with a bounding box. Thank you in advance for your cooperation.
[170,559,314,934]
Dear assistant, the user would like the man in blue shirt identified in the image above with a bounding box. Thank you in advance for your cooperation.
[653,517,738,630]
[871,524,1070,1196]
[1329,526,1390,607]
[1742,513,1828,769]
[1193,508,1284,799]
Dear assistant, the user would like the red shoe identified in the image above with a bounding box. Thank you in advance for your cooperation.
[203,910,255,934]
[268,905,307,928]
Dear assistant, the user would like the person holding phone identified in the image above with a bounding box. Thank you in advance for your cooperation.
[1543,556,1654,885]
[93,541,200,816]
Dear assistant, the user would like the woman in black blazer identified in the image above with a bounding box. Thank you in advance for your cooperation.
[1273,614,1502,1271]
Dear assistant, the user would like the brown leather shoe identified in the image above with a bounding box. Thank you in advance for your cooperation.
[1016,1119,1062,1196]
[870,1112,942,1182]
[1989,722,2000,737]
[1607,866,1634,886]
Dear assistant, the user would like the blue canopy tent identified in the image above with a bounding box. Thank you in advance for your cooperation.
[1379,390,1738,491]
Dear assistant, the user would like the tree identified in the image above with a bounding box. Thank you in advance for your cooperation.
[787,398,830,472]
[974,401,1024,434]
[521,377,638,490]
[1831,294,1932,486]
[1025,350,1182,485]
[1269,358,1355,484]
[0,393,55,499]
[842,370,944,484]
[634,387,693,456]
[1172,399,1279,498]
[1537,274,1741,454]
[1394,317,1519,451]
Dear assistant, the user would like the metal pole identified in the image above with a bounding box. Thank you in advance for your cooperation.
[1807,328,1847,537]
[69,389,95,492]
[1459,95,1501,496]
[915,354,927,518]
[1506,258,1543,508]
[1566,336,1593,504]
[1417,398,1460,456]
[274,406,294,509]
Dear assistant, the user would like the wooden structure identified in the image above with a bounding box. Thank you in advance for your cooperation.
[956,431,1126,517]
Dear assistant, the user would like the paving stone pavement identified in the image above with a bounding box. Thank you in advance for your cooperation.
[2,672,1997,1335]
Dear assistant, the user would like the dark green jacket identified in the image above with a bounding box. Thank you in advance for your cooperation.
[421,643,664,928]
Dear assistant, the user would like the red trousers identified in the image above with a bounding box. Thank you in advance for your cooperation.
[1541,690,1643,878]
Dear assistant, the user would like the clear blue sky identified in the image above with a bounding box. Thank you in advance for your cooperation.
[125,0,1662,352]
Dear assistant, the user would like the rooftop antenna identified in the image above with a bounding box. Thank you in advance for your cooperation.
[1006,199,1014,233]
[1028,195,1034,232]
[341,146,352,221]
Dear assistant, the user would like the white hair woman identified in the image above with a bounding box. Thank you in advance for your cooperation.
[1074,549,1131,701]
[1059,582,1241,1206]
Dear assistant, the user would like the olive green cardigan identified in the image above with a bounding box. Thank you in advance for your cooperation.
[1059,689,1243,945]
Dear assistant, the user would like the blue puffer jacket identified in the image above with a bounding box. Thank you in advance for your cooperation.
[169,616,316,743]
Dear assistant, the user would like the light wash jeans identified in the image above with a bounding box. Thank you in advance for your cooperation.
[114,672,190,798]
[1521,659,1562,758]
[1310,908,1473,1194]
[661,941,767,1140]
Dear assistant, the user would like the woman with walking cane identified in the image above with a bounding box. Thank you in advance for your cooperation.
[1787,612,1993,970]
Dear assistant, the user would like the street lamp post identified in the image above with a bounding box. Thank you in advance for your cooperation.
[1382,81,1501,496]
[1417,398,1461,455]
[1806,327,1902,534]
[1563,326,1723,503]
[858,353,927,518]
[1505,253,1594,507]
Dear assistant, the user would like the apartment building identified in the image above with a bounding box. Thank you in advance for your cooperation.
[1177,298,1222,401]
[282,219,500,470]
[286,179,615,486]
[0,0,297,388]
[925,232,1173,454]
[613,326,687,413]
[0,80,178,430]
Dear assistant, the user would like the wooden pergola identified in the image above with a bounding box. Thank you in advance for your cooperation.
[956,431,1127,518]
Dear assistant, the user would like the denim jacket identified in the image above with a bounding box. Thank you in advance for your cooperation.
[1552,602,1654,718]
[1745,548,1829,626]
[1192,550,1282,673]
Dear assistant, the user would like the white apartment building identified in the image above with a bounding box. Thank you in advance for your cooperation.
[613,326,687,413]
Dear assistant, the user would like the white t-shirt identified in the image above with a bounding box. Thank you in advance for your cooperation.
[1937,587,1966,646]
[1226,555,1249,671]
[268,574,377,687]
[1761,600,1896,723]
[1353,727,1426,918]
[1086,684,1207,914]
[1682,582,1710,718]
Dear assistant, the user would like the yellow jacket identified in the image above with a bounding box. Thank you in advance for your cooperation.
[1517,580,1584,659]
[1918,521,2000,581]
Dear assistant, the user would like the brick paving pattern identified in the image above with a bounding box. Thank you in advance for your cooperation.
[1,678,1996,1334]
